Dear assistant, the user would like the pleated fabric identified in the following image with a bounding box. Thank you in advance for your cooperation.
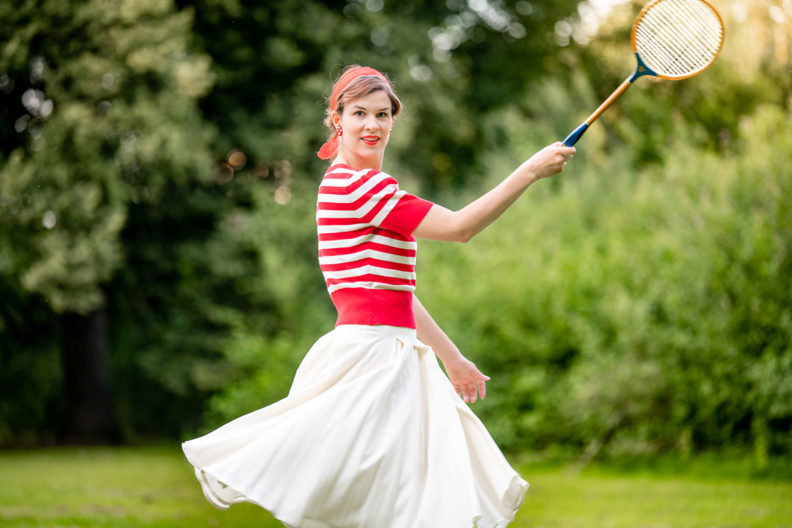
[182,325,528,528]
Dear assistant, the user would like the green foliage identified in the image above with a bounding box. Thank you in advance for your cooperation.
[195,175,337,429]
[1,0,790,458]
[181,0,580,193]
[173,0,585,428]
[0,0,220,441]
[418,103,792,459]
[0,0,215,313]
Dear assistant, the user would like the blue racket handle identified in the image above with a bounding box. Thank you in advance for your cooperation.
[563,123,589,147]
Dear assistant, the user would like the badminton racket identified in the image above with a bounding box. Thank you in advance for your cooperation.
[563,0,725,147]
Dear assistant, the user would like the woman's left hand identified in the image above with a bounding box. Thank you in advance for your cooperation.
[443,357,490,403]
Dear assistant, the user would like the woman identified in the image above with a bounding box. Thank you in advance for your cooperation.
[183,65,575,528]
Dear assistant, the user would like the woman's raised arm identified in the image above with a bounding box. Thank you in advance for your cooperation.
[413,142,575,242]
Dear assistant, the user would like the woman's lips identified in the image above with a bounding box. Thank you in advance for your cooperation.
[361,136,380,145]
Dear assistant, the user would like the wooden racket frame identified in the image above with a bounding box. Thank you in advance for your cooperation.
[631,0,725,81]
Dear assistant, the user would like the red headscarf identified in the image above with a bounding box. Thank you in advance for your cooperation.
[317,66,390,160]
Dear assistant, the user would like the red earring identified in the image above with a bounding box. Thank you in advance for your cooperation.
[336,125,343,136]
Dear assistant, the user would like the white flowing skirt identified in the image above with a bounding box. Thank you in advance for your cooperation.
[182,325,528,528]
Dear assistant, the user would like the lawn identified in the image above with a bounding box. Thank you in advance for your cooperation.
[0,446,790,528]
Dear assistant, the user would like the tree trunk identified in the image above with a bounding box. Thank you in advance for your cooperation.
[59,308,122,444]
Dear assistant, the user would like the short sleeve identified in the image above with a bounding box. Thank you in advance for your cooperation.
[359,170,434,237]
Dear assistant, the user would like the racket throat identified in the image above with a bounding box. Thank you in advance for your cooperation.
[629,52,657,82]
[564,53,655,146]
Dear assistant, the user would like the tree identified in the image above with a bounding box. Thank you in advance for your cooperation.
[178,0,581,192]
[176,0,586,428]
[0,0,215,443]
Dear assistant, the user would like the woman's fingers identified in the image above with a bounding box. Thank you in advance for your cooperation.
[448,361,490,403]
[526,143,576,180]
[456,378,488,403]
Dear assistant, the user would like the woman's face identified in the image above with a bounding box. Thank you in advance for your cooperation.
[333,89,393,170]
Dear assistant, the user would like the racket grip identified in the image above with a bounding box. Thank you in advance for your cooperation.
[563,123,589,147]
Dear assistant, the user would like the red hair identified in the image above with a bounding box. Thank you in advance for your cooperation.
[317,65,402,160]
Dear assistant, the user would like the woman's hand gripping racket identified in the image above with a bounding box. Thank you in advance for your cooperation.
[563,0,725,147]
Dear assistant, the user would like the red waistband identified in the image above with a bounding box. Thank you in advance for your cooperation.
[330,288,416,329]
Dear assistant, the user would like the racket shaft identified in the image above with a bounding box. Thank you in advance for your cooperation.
[586,77,633,125]
[563,76,633,146]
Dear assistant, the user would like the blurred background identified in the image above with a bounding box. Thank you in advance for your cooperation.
[0,0,790,474]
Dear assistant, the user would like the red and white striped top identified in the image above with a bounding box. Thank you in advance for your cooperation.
[317,164,434,329]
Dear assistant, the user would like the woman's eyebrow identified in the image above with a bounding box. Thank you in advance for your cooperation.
[351,105,390,112]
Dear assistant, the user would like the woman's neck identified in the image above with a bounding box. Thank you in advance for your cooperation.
[333,153,382,171]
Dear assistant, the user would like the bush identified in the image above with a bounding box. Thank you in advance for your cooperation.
[199,106,792,464]
[418,104,792,461]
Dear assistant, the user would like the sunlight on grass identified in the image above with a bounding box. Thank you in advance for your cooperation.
[516,466,792,528]
[0,446,790,528]
[0,446,281,528]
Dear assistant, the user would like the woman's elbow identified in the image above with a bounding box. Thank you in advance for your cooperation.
[449,225,475,243]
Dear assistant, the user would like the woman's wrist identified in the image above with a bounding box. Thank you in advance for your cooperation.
[435,346,464,366]
[516,160,540,186]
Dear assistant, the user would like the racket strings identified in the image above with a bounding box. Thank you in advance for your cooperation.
[634,0,723,78]
[639,11,718,74]
[645,8,715,68]
[641,1,720,60]
[661,8,719,71]
[638,22,711,74]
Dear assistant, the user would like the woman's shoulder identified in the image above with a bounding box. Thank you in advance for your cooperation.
[322,164,395,187]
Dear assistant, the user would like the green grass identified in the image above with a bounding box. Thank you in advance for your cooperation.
[520,466,792,528]
[0,446,279,528]
[0,446,790,527]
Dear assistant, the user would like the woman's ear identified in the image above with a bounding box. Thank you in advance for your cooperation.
[331,111,341,128]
